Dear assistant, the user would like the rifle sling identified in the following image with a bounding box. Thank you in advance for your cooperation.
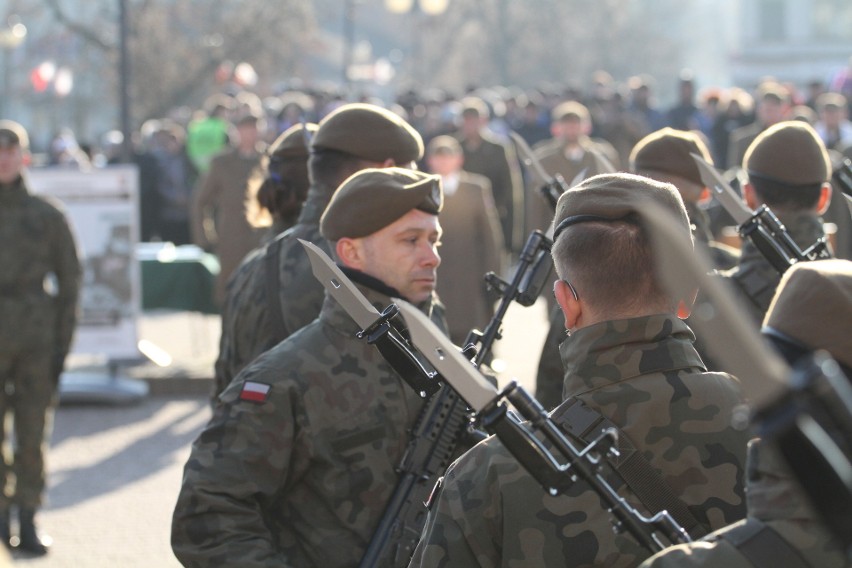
[550,397,709,540]
[264,236,287,342]
[720,519,812,568]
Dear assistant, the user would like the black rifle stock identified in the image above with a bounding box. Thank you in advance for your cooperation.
[464,230,554,366]
[740,204,831,274]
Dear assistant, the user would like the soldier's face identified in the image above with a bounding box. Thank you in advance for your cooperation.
[0,145,24,184]
[359,209,442,303]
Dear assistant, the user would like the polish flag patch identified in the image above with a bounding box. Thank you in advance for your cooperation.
[239,381,271,403]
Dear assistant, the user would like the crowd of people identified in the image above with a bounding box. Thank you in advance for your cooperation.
[2,63,852,565]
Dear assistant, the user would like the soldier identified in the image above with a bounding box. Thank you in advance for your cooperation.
[722,120,833,327]
[536,127,740,410]
[526,101,620,239]
[0,120,81,555]
[172,167,445,567]
[409,173,748,567]
[640,259,852,568]
[426,135,504,344]
[727,82,790,170]
[191,111,266,306]
[211,103,423,397]
[213,123,316,400]
[454,96,524,254]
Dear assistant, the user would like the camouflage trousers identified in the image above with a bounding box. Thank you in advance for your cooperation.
[0,346,58,510]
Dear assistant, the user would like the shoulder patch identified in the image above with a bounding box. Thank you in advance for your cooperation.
[239,381,271,403]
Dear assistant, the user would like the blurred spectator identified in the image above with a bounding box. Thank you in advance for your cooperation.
[814,93,852,152]
[426,135,504,344]
[711,88,754,169]
[666,70,703,131]
[186,93,234,174]
[727,81,791,169]
[191,111,266,306]
[150,121,197,245]
[47,128,91,169]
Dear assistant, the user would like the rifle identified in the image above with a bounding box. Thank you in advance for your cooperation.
[638,198,852,551]
[300,240,484,567]
[693,153,831,273]
[510,131,570,210]
[463,230,554,367]
[397,301,693,553]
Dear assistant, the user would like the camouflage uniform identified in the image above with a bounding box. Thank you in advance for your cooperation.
[212,180,335,399]
[173,281,447,567]
[640,439,848,568]
[721,213,829,327]
[0,176,80,509]
[410,314,748,568]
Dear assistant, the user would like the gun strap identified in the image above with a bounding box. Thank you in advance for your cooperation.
[720,519,812,568]
[263,236,287,342]
[550,397,709,540]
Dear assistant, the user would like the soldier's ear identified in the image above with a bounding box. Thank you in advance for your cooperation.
[743,182,760,210]
[816,182,831,215]
[697,186,712,206]
[336,238,365,270]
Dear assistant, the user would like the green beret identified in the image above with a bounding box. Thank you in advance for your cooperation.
[630,127,712,187]
[551,101,590,123]
[762,259,852,368]
[427,135,462,156]
[320,167,443,241]
[744,121,831,185]
[269,123,318,159]
[0,120,29,150]
[311,103,423,164]
[552,172,690,242]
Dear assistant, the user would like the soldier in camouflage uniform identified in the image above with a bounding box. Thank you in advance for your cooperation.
[641,259,852,568]
[213,123,316,400]
[212,104,423,401]
[0,120,80,555]
[172,167,446,567]
[722,120,834,327]
[536,128,740,410]
[409,173,748,568]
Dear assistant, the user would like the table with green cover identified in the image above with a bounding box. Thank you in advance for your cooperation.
[138,243,220,314]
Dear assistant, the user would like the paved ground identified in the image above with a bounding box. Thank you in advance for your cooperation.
[22,299,549,567]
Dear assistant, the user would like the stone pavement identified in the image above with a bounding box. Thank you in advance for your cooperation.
[26,299,548,566]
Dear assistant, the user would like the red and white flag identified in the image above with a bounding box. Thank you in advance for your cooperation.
[239,381,271,403]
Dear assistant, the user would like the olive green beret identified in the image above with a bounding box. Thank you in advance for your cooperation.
[427,135,462,156]
[630,127,712,187]
[744,121,831,185]
[320,167,443,241]
[0,120,29,150]
[552,172,690,242]
[551,101,590,123]
[762,259,852,368]
[269,123,318,159]
[311,103,423,164]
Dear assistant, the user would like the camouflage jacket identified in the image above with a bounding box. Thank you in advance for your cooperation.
[409,314,749,568]
[0,177,80,359]
[721,212,828,327]
[639,438,848,568]
[212,181,336,398]
[172,281,447,568]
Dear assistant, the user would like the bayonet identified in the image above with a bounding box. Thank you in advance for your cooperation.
[692,153,753,225]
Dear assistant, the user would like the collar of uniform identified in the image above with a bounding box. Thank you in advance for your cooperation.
[560,313,704,397]
[0,176,28,205]
[319,268,435,335]
[738,212,827,265]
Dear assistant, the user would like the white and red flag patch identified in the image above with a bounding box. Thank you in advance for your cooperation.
[239,381,271,403]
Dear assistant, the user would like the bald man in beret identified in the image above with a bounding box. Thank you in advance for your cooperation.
[641,259,852,568]
[173,168,448,566]
[213,103,424,400]
[722,120,834,327]
[410,173,748,568]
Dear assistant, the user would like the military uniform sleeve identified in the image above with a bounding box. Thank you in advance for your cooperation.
[409,438,504,568]
[51,209,81,361]
[172,365,303,567]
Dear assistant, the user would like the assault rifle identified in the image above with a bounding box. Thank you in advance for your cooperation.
[463,230,554,367]
[300,240,484,568]
[693,154,831,274]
